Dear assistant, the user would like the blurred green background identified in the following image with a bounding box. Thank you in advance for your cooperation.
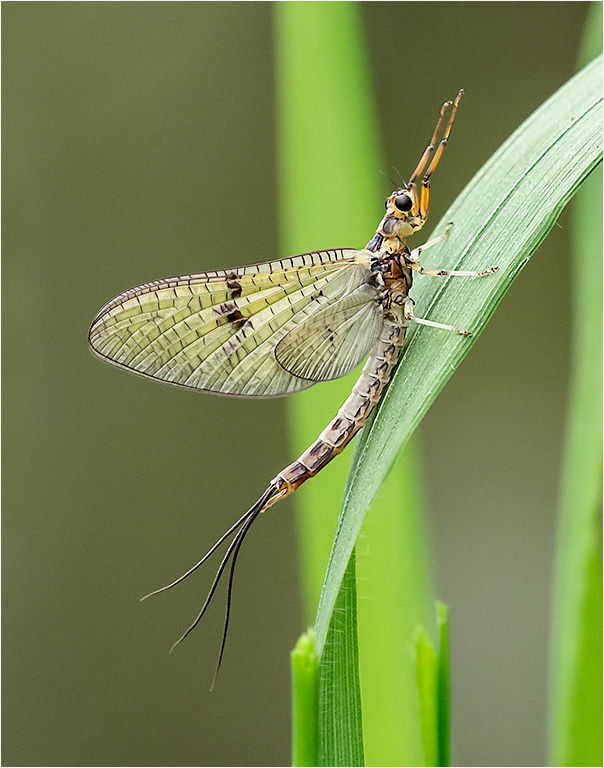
[3,3,592,766]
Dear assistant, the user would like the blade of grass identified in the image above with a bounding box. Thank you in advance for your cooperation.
[291,631,319,767]
[414,602,451,767]
[548,6,603,765]
[314,56,603,654]
[415,627,439,768]
[318,551,364,766]
[275,4,433,766]
[436,602,451,767]
[273,5,377,764]
[356,441,434,767]
[274,1,383,623]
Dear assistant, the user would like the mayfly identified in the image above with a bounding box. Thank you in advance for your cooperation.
[89,89,496,682]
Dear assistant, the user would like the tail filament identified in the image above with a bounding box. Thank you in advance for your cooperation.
[141,484,278,687]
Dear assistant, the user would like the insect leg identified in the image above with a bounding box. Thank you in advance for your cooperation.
[410,262,498,278]
[408,98,455,185]
[417,89,464,219]
[403,298,471,337]
[407,223,454,261]
[407,224,498,276]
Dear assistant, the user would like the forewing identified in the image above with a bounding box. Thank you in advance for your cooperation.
[274,283,382,382]
[89,249,373,397]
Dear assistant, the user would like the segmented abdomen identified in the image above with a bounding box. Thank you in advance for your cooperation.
[271,317,407,496]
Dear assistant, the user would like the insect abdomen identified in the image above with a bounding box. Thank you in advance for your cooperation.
[272,318,407,494]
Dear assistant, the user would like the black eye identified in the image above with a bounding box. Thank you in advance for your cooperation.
[394,194,412,212]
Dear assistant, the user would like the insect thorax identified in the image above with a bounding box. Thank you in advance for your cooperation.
[366,208,421,255]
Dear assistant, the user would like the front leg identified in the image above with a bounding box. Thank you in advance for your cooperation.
[406,222,454,262]
[408,230,498,278]
[407,228,498,277]
[410,261,498,278]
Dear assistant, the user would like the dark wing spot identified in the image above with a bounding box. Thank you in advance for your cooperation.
[226,272,242,299]
[227,309,247,332]
[214,302,237,316]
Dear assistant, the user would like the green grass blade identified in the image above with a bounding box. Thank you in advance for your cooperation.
[548,7,603,765]
[356,440,434,766]
[291,631,319,767]
[318,551,364,766]
[275,5,436,760]
[314,57,603,653]
[274,4,380,765]
[414,603,451,767]
[273,1,382,622]
[436,602,451,767]
[415,626,439,767]
[275,4,436,762]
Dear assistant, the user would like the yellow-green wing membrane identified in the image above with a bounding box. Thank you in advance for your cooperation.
[274,283,382,382]
[89,249,376,398]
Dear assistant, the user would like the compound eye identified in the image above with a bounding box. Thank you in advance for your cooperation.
[394,193,412,212]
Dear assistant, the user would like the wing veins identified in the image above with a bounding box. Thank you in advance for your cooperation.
[138,271,338,382]
[89,249,375,396]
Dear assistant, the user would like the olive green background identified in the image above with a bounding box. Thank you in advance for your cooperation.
[3,3,591,766]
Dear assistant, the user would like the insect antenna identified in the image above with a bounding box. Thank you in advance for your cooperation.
[392,166,406,186]
[141,484,278,685]
[379,168,400,189]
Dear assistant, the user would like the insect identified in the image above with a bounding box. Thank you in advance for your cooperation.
[89,89,496,682]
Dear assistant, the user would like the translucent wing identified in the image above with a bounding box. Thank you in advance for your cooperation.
[89,249,374,397]
[274,283,382,382]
